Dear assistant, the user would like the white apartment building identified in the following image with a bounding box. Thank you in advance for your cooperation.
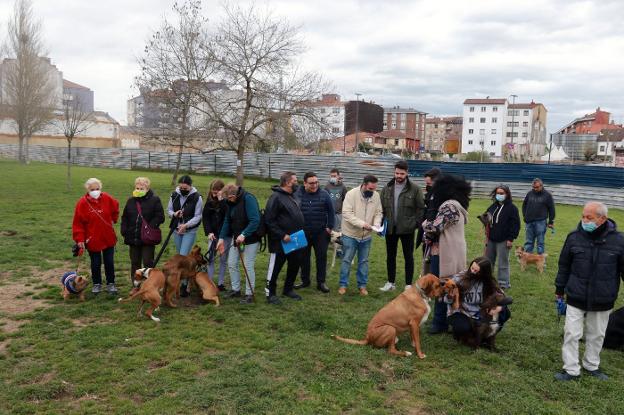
[461,98,507,157]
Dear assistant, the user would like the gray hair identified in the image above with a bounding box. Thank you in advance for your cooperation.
[532,178,543,185]
[84,177,102,189]
[585,201,608,217]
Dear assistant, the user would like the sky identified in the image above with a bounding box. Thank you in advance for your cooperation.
[1,0,623,132]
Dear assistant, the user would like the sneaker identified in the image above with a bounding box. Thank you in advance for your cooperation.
[379,282,396,292]
[267,295,282,305]
[338,287,347,295]
[106,283,118,294]
[217,284,226,292]
[91,284,102,294]
[585,368,609,380]
[554,371,580,381]
[404,285,412,291]
[240,295,254,304]
[224,290,241,298]
[283,291,302,301]
[359,287,368,296]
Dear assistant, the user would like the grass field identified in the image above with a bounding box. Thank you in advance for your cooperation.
[0,159,623,415]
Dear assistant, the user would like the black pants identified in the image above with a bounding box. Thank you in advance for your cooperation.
[266,249,304,296]
[300,231,330,285]
[385,232,415,285]
[129,245,155,282]
[448,308,511,337]
[89,246,116,285]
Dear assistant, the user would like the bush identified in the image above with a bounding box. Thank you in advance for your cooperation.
[462,151,491,162]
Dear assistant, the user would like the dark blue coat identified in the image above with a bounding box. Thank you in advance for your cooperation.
[295,187,335,235]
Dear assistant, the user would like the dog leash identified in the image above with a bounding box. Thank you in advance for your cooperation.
[153,218,178,268]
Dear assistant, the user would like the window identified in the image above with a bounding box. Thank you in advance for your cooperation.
[481,106,487,112]
[507,109,519,116]
[392,122,396,128]
[366,137,373,144]
[480,117,486,123]
[468,140,473,145]
[391,114,397,120]
[479,129,485,135]
[506,132,519,138]
[320,108,326,113]
[522,132,528,138]
[491,140,496,146]
[493,107,498,112]
[400,120,406,128]
[468,129,474,134]
[469,106,475,112]
[491,129,497,134]
[383,121,387,128]
[395,139,399,145]
[523,121,528,127]
[434,124,438,128]
[333,107,340,114]
[479,140,484,146]
[600,145,606,152]
[507,121,519,127]
[492,117,497,123]
[332,127,340,133]
[523,110,529,116]
[469,117,474,123]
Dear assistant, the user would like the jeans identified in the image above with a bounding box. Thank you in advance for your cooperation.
[385,232,415,285]
[174,230,198,255]
[265,249,305,296]
[429,254,448,331]
[339,236,372,288]
[128,245,155,283]
[485,240,511,288]
[524,220,547,254]
[227,242,258,296]
[301,231,330,285]
[209,238,230,286]
[89,246,116,285]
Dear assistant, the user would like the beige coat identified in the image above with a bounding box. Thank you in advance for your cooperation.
[439,199,468,278]
[341,186,383,240]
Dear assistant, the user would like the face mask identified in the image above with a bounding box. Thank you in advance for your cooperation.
[363,190,374,199]
[291,184,299,193]
[133,190,146,198]
[180,189,190,196]
[329,177,338,185]
[89,190,101,199]
[495,194,506,202]
[425,185,432,193]
[582,221,598,233]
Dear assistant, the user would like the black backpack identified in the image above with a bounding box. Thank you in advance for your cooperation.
[239,194,268,251]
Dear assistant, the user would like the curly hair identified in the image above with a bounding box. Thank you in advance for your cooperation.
[431,174,472,210]
[489,184,512,202]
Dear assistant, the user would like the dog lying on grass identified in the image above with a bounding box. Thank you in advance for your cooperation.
[118,268,166,322]
[162,245,207,307]
[61,271,89,301]
[515,246,547,273]
[332,274,444,358]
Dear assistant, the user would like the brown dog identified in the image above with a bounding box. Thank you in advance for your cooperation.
[456,290,511,350]
[61,271,89,301]
[192,272,220,306]
[118,268,166,322]
[332,274,444,358]
[162,245,207,307]
[443,279,461,311]
[515,246,547,273]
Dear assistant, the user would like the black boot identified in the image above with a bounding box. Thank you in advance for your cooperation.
[317,283,330,293]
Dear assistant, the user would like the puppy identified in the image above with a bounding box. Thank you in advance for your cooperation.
[61,271,89,301]
[443,279,461,311]
[192,272,220,306]
[162,245,207,307]
[332,274,444,358]
[515,246,547,273]
[118,268,166,322]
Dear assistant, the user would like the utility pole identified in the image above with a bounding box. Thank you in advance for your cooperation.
[354,93,361,153]
[509,94,517,161]
[548,133,552,165]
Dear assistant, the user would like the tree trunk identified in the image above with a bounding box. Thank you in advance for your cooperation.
[18,134,25,164]
[67,139,72,191]
[171,134,184,186]
[24,135,30,164]
[236,143,245,186]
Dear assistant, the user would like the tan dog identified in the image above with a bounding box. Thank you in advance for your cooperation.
[443,279,461,311]
[515,246,547,273]
[61,271,89,301]
[332,274,444,358]
[330,230,342,268]
[118,268,166,322]
[162,245,207,307]
[192,272,220,306]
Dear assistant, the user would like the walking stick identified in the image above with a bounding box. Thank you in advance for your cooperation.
[238,244,255,300]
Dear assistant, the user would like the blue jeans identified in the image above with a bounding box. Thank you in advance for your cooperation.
[174,230,198,255]
[524,220,547,254]
[209,238,230,286]
[228,242,259,296]
[339,236,372,288]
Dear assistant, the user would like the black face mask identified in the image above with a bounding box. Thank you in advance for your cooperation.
[291,184,299,193]
[180,189,190,196]
[425,185,432,193]
[363,190,374,198]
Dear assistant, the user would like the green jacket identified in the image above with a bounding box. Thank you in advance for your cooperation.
[380,178,425,235]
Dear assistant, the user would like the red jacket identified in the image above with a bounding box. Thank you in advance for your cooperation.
[72,192,120,252]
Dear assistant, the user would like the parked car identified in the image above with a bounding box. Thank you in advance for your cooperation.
[355,152,371,158]
[329,150,344,156]
[380,153,402,159]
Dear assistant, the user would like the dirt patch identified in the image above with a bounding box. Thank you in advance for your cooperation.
[0,230,18,236]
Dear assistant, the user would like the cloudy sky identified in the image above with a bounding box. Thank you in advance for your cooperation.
[1,0,622,132]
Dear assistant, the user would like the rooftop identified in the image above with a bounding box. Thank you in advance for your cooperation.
[463,98,507,105]
[63,79,91,91]
[383,106,427,115]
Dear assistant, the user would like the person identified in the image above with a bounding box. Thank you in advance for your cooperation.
[264,171,306,305]
[422,174,471,334]
[379,160,425,292]
[72,178,120,294]
[167,175,203,294]
[554,202,624,381]
[120,176,165,285]
[325,168,348,232]
[203,179,229,291]
[217,184,261,304]
[484,185,520,289]
[339,174,383,296]
[447,257,511,343]
[417,167,441,274]
[522,178,555,255]
[294,171,335,293]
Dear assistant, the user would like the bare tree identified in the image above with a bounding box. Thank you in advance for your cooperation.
[197,4,326,185]
[60,96,93,190]
[134,0,214,186]
[2,0,56,163]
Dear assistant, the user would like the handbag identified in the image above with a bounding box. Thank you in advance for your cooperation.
[136,201,162,245]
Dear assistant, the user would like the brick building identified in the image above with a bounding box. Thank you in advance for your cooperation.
[424,116,462,154]
[556,107,622,135]
[383,106,426,145]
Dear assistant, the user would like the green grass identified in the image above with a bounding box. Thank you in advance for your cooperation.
[1,159,624,414]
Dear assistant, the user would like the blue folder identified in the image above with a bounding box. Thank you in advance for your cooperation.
[281,229,308,254]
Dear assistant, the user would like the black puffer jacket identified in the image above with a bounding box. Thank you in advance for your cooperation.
[265,185,305,253]
[486,199,520,243]
[555,219,624,311]
[120,190,165,246]
[202,198,227,237]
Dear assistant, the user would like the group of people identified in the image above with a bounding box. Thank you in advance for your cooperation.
[70,164,622,381]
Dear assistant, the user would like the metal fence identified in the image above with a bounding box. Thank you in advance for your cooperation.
[1,143,623,208]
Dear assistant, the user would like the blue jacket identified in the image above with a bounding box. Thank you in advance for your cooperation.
[295,187,335,234]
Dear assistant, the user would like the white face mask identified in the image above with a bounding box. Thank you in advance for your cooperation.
[89,190,101,199]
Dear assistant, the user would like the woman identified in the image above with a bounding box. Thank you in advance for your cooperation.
[202,179,229,291]
[120,177,165,283]
[167,175,203,294]
[422,173,471,334]
[447,257,511,345]
[72,178,120,294]
[484,185,520,289]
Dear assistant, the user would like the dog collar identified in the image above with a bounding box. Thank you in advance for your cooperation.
[414,284,430,301]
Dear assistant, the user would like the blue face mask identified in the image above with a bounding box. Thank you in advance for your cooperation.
[495,194,506,202]
[582,221,598,232]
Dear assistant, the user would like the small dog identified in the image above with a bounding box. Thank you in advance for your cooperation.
[118,268,166,322]
[61,271,89,301]
[515,246,547,273]
[191,272,220,306]
[443,279,461,311]
[332,274,444,358]
[162,245,207,307]
[330,230,342,268]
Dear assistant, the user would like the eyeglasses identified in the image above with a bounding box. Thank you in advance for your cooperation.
[306,181,319,185]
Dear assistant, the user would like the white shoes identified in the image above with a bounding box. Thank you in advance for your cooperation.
[379,282,396,292]
[404,285,412,291]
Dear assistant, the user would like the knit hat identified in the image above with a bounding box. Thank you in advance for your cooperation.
[178,175,193,185]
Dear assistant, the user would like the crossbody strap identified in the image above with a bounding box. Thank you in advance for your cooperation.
[85,197,115,230]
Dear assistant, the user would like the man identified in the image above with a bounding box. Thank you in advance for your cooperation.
[417,167,441,274]
[294,172,335,293]
[554,202,624,381]
[379,160,425,292]
[216,184,261,304]
[325,168,348,232]
[522,178,555,254]
[339,175,383,296]
[264,171,306,305]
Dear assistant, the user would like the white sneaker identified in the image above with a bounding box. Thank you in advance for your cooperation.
[404,285,412,291]
[379,282,396,292]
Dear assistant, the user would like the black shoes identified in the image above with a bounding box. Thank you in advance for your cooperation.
[240,295,254,304]
[554,371,580,381]
[217,284,226,292]
[294,282,310,290]
[585,368,609,380]
[267,295,282,305]
[283,291,302,301]
[317,283,330,293]
[224,290,241,298]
